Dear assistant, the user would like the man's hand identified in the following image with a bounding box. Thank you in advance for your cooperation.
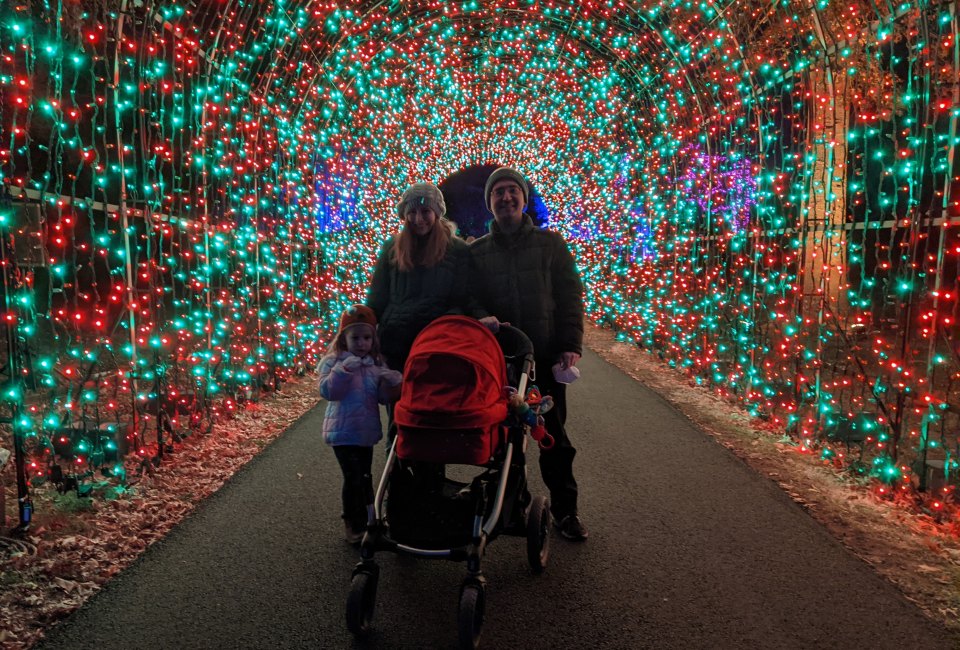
[559,352,581,369]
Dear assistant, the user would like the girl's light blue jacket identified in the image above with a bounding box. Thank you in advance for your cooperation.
[318,351,403,446]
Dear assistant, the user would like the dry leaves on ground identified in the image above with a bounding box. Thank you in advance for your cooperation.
[0,375,320,649]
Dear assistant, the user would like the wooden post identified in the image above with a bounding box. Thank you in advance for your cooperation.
[802,65,850,316]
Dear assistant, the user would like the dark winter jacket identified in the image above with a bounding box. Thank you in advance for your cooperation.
[367,235,479,368]
[469,215,584,363]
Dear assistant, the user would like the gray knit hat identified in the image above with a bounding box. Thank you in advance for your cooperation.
[484,167,529,210]
[396,182,446,218]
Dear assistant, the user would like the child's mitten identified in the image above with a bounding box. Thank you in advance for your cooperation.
[382,367,403,386]
[341,355,363,372]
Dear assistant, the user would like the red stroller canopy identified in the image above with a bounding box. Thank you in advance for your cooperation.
[394,315,508,430]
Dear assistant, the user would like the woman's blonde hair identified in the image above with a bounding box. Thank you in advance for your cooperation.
[391,214,452,272]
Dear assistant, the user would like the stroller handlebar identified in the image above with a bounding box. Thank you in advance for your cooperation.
[494,324,534,360]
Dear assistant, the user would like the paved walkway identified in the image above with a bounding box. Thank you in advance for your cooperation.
[38,350,957,649]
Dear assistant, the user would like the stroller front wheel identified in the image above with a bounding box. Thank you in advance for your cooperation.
[457,581,486,650]
[525,495,551,574]
[346,563,379,636]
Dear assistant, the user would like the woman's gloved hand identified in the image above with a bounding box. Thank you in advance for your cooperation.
[478,316,508,333]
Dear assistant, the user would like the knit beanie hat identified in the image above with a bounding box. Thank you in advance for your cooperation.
[339,304,377,333]
[396,182,446,218]
[484,167,529,210]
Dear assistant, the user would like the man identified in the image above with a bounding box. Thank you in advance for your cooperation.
[469,167,587,541]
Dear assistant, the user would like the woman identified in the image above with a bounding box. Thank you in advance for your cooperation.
[367,182,477,464]
[367,182,476,372]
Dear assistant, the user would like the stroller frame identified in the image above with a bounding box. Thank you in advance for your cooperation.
[345,322,552,650]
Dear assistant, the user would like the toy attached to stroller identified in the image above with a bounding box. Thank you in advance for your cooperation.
[345,315,552,649]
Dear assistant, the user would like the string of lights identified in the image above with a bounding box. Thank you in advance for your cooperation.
[0,0,958,530]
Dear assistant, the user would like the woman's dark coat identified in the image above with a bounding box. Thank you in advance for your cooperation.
[367,235,477,367]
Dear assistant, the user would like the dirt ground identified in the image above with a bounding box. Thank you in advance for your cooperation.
[584,326,960,633]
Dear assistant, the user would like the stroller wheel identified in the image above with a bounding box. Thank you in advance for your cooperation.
[346,563,379,636]
[525,495,551,574]
[457,581,486,650]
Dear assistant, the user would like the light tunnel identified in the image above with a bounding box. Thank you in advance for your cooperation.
[0,0,959,511]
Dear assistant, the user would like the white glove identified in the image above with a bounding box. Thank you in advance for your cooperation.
[341,356,363,372]
[551,362,581,384]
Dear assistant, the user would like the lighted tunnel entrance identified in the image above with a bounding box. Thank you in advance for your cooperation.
[0,1,958,519]
[439,165,549,238]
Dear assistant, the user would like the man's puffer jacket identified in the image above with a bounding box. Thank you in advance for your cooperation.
[469,215,584,363]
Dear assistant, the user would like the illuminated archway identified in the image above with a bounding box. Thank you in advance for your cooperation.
[1,0,959,513]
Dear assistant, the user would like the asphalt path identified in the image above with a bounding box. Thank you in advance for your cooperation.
[39,349,957,649]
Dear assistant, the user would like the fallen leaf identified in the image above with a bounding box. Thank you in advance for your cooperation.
[916,564,941,574]
[53,577,79,593]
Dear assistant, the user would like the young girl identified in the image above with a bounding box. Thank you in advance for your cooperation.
[318,304,402,544]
